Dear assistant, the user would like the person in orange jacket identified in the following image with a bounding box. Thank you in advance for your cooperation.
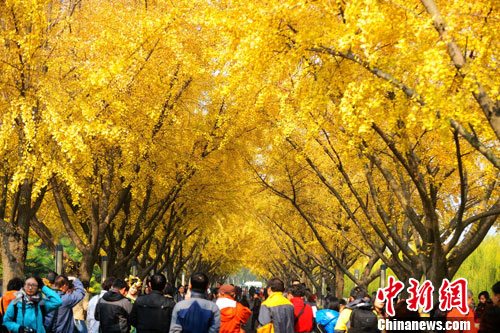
[216,284,252,333]
[0,277,24,315]
[447,290,477,333]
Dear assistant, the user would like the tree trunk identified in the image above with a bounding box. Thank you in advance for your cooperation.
[1,181,33,287]
[1,224,28,287]
[335,265,345,297]
[109,257,132,278]
[79,252,97,283]
[427,248,449,298]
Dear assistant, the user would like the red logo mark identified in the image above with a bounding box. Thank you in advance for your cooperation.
[406,278,434,313]
[439,278,469,315]
[376,276,404,316]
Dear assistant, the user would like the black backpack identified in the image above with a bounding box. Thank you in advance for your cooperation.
[348,307,378,333]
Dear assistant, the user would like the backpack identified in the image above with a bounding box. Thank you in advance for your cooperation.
[348,307,378,333]
[0,297,48,333]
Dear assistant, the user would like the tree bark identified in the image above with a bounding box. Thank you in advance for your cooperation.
[79,252,98,283]
[0,222,27,286]
[0,180,38,286]
[334,265,344,297]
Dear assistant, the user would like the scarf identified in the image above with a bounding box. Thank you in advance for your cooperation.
[16,289,42,305]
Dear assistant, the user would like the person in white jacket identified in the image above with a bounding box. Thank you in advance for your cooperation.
[86,277,115,333]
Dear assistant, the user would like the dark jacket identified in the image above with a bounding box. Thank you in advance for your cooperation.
[479,302,500,333]
[475,301,491,321]
[95,289,132,333]
[130,290,175,333]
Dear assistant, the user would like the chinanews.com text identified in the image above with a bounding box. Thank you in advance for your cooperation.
[378,319,471,332]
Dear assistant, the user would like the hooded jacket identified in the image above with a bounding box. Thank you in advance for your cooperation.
[95,289,133,333]
[3,286,62,333]
[216,295,252,333]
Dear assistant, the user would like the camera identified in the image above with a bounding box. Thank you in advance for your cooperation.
[20,327,36,333]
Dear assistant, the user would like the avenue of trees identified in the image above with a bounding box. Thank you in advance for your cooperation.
[0,0,498,294]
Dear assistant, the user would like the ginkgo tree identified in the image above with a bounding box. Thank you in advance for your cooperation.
[234,0,499,289]
[248,142,383,294]
[31,0,252,282]
[0,0,84,284]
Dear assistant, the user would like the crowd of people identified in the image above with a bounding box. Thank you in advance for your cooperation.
[0,272,498,333]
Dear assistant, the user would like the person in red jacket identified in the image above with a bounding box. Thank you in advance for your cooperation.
[287,284,314,333]
[216,284,251,333]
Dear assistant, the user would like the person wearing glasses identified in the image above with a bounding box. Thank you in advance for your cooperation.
[2,276,62,333]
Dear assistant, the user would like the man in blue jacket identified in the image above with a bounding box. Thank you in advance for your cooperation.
[3,276,62,333]
[169,272,220,333]
[44,276,85,333]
